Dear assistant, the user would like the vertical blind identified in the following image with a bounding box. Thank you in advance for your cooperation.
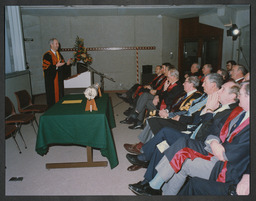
[5,6,26,73]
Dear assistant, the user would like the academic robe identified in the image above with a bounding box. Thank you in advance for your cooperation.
[133,74,166,98]
[148,91,203,134]
[142,103,238,183]
[163,106,250,185]
[42,50,71,107]
[170,91,202,113]
[157,80,184,110]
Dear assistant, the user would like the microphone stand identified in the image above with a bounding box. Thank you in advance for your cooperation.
[79,63,115,91]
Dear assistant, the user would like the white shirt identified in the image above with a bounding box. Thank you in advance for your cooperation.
[186,89,197,97]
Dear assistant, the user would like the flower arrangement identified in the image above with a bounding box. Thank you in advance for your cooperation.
[72,36,93,66]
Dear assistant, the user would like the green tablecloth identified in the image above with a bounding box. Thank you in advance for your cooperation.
[36,93,118,169]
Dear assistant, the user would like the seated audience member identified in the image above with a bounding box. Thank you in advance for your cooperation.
[128,81,249,196]
[120,68,184,130]
[226,60,237,73]
[122,63,170,116]
[178,163,250,195]
[133,65,166,99]
[184,63,202,79]
[124,73,223,154]
[217,68,229,82]
[200,64,212,82]
[229,64,248,83]
[198,64,213,92]
[126,81,239,173]
[123,75,205,154]
[144,73,222,139]
[117,64,164,105]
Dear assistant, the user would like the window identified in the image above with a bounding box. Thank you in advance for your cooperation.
[5,6,26,73]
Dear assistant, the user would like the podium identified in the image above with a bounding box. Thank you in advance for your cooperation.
[64,71,92,94]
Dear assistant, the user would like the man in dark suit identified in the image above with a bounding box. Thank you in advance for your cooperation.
[229,64,248,83]
[126,80,239,174]
[124,73,223,158]
[121,68,184,129]
[128,81,249,196]
[117,64,165,105]
[178,163,250,195]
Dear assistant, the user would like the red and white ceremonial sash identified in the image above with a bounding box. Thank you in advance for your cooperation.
[216,107,249,183]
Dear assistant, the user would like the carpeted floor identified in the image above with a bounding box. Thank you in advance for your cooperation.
[5,92,147,196]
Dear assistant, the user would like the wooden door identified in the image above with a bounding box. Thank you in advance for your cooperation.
[178,17,223,77]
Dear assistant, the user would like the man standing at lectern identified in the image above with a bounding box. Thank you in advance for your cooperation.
[42,38,72,107]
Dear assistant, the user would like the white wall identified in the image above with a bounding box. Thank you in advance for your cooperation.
[22,15,176,94]
[22,9,249,95]
[162,16,179,67]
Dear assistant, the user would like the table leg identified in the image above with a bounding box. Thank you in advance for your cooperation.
[45,146,108,169]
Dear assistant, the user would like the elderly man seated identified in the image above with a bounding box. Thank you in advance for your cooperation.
[120,67,184,129]
[128,81,249,196]
[124,73,223,160]
[126,80,239,176]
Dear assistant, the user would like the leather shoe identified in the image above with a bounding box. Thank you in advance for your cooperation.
[123,107,133,116]
[123,143,141,154]
[129,112,139,120]
[129,182,162,196]
[120,118,135,124]
[128,122,144,129]
[126,153,149,167]
[127,164,143,171]
[128,181,145,189]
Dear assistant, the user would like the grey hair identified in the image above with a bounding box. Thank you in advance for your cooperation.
[187,76,200,88]
[49,38,57,46]
[237,64,248,76]
[206,73,223,89]
[240,80,250,96]
[218,69,229,80]
[169,68,179,79]
[227,81,240,102]
[205,64,213,71]
[193,63,200,69]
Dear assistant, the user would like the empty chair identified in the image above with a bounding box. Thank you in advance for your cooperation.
[14,90,48,126]
[5,124,27,154]
[5,96,37,136]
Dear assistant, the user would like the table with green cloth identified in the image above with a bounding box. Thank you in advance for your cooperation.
[36,93,118,169]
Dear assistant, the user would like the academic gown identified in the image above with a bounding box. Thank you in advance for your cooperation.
[148,91,204,135]
[157,80,184,110]
[42,50,71,107]
[163,106,250,186]
[142,103,237,182]
[133,74,166,99]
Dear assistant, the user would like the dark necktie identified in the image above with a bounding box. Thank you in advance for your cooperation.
[172,94,187,108]
[157,76,163,84]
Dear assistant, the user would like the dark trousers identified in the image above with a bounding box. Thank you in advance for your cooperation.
[148,117,187,135]
[142,127,190,182]
[178,177,230,195]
